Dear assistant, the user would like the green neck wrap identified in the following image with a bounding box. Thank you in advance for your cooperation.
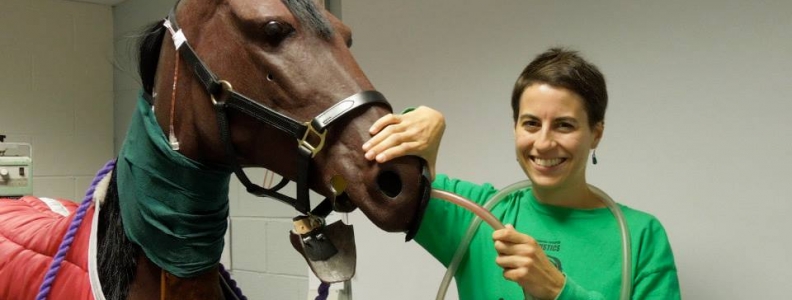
[117,93,232,278]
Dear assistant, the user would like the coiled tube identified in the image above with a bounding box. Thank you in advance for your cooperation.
[430,180,631,300]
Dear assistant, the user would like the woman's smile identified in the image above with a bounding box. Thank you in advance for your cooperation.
[530,156,566,168]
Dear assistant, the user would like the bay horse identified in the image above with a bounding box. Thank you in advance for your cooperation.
[0,0,429,299]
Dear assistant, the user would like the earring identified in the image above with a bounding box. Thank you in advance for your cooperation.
[592,150,598,165]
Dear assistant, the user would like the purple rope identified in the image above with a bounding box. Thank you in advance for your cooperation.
[219,264,247,300]
[315,281,331,300]
[36,159,116,300]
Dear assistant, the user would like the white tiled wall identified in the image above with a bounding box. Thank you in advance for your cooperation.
[227,176,312,298]
[0,0,114,201]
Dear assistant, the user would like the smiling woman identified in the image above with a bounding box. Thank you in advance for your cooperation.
[362,47,681,300]
[514,84,603,206]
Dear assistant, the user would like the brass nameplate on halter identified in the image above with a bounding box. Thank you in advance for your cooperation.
[290,220,356,282]
[293,215,323,235]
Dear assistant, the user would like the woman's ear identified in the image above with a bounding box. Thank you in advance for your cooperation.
[591,122,604,149]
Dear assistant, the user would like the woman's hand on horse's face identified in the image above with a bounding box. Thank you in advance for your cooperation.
[362,106,445,180]
[493,225,565,300]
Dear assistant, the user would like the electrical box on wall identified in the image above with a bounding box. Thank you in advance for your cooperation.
[0,135,33,198]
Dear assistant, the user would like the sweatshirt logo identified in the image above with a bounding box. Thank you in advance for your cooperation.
[538,239,563,271]
[538,239,561,252]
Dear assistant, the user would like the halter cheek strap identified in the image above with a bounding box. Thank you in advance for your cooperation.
[161,10,391,219]
[155,6,430,272]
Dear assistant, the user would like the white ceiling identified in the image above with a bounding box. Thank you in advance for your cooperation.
[66,0,127,6]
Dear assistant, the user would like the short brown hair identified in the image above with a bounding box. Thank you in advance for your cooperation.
[511,48,607,128]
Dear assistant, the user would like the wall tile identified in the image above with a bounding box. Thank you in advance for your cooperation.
[75,175,95,202]
[73,3,113,57]
[265,220,306,276]
[0,0,34,50]
[75,89,114,139]
[230,217,268,273]
[33,176,76,201]
[0,47,33,99]
[72,133,114,176]
[31,135,76,177]
[30,0,75,60]
[231,270,307,300]
[221,225,232,268]
[113,90,137,153]
[20,91,75,136]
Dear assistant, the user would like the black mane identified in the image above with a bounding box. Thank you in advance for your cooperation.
[97,170,140,299]
[137,21,165,96]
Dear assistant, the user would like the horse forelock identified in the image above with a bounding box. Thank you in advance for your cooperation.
[282,0,334,39]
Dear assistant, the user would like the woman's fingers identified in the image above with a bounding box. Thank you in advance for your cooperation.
[494,239,538,256]
[374,141,424,163]
[502,267,530,283]
[493,225,536,244]
[495,254,534,269]
[492,225,566,299]
[363,114,398,151]
[368,113,400,136]
[365,128,406,161]
[363,106,445,167]
[363,116,401,157]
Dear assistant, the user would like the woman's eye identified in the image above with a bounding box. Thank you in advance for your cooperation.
[556,122,575,131]
[522,120,540,129]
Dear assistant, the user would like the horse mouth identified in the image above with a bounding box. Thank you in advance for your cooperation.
[333,193,357,212]
[329,175,356,212]
[330,170,405,213]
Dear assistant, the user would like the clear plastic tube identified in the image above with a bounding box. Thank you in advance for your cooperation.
[431,180,531,300]
[430,190,505,231]
[430,181,631,300]
[589,184,632,300]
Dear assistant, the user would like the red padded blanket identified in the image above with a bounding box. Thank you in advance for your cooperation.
[0,196,95,300]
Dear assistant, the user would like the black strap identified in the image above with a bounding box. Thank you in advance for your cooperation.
[163,7,392,217]
[404,161,432,241]
[214,102,300,208]
[225,94,305,139]
[311,91,390,131]
[167,9,306,139]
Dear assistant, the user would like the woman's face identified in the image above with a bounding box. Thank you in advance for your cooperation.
[514,83,603,190]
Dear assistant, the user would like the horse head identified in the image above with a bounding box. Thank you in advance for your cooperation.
[137,0,429,284]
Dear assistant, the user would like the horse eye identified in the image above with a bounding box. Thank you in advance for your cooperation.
[262,21,293,46]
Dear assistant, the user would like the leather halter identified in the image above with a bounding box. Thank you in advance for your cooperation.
[146,6,431,284]
[152,7,391,220]
[142,1,434,289]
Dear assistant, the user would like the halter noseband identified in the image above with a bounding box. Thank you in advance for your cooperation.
[148,5,430,269]
[155,8,392,220]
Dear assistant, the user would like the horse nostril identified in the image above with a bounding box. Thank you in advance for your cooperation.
[376,170,403,198]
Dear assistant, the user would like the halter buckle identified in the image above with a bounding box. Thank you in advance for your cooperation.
[210,80,234,105]
[299,122,326,157]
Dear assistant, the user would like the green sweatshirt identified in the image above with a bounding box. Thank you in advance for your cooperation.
[414,174,681,300]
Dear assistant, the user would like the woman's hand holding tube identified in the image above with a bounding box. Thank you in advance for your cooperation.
[362,106,445,181]
[493,225,565,300]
